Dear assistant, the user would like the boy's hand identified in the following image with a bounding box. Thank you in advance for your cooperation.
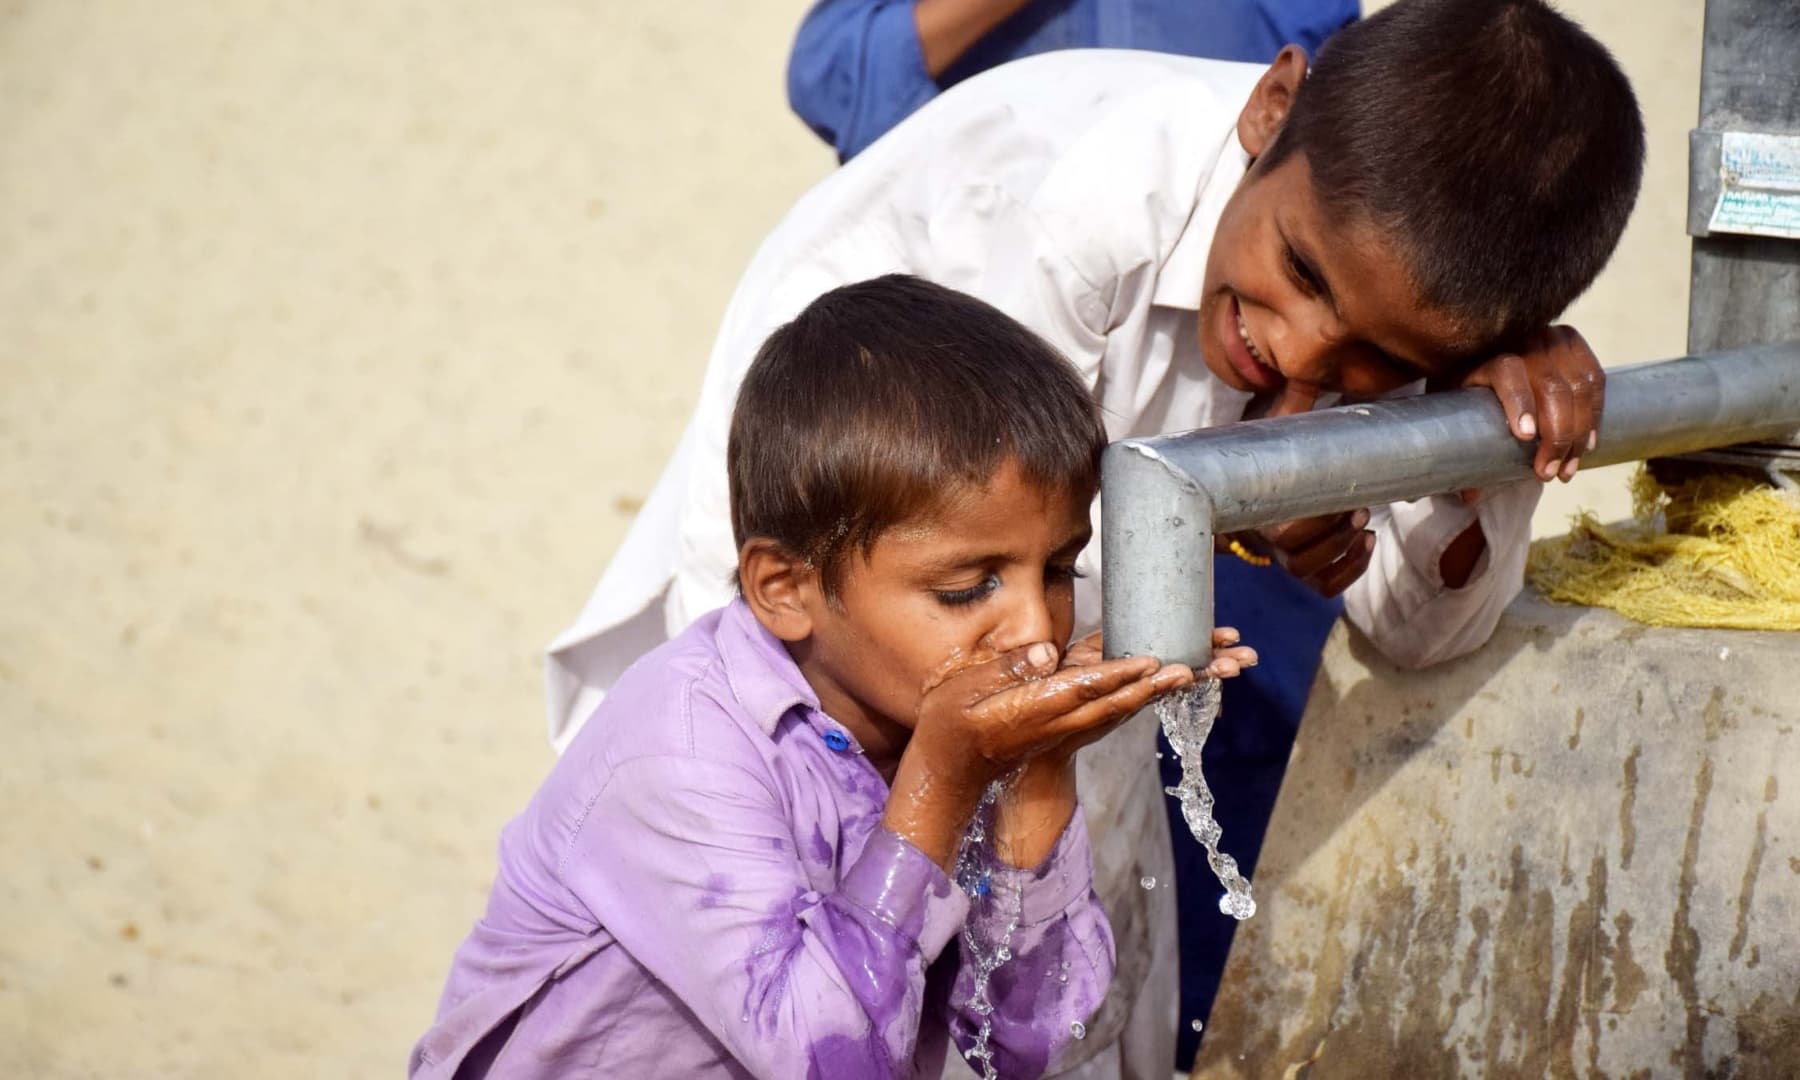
[1454,324,1604,483]
[986,630,1250,870]
[1236,510,1376,598]
[913,641,1195,784]
[1240,380,1375,597]
[885,642,1195,868]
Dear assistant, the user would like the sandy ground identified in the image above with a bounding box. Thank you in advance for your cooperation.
[0,2,1701,1076]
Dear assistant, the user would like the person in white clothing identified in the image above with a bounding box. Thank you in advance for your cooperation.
[548,1,1644,1075]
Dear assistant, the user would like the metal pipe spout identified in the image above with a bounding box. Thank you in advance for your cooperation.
[1101,342,1800,665]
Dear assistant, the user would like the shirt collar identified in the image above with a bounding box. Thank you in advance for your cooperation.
[1151,129,1250,311]
[716,598,820,737]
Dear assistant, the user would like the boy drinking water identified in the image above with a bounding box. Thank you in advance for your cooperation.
[411,277,1256,1079]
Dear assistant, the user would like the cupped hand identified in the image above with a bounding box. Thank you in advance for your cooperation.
[1455,324,1604,483]
[912,640,1194,785]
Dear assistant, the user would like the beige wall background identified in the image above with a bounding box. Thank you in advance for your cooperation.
[0,2,1702,1076]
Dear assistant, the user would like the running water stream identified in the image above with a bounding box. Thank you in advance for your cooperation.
[953,678,1250,1077]
[952,780,1022,1079]
[1156,679,1256,920]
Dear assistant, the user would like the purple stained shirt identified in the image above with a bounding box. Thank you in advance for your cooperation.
[411,599,1115,1079]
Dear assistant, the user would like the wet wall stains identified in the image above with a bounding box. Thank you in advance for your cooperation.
[1729,789,1772,964]
[1547,853,1609,1078]
[1732,989,1800,1080]
[1609,911,1648,1014]
[1663,756,1713,1074]
[1618,747,1641,871]
[1701,685,1733,740]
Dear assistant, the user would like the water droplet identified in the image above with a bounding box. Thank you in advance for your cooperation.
[1218,890,1257,920]
[1069,1021,1086,1040]
[1140,875,1157,890]
[1191,1019,1205,1033]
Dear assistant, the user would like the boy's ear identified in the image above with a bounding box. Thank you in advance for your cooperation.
[1237,45,1309,159]
[738,538,819,643]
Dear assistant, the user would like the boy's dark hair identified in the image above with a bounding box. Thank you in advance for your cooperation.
[729,275,1106,595]
[1263,0,1645,350]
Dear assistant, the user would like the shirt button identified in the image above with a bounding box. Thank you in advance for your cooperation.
[822,730,852,753]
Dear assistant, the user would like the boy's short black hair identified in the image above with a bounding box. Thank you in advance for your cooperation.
[729,275,1106,595]
[1264,0,1646,349]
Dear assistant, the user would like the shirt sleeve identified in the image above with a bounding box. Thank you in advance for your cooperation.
[786,0,940,161]
[947,808,1116,1078]
[560,754,970,1079]
[1343,478,1542,669]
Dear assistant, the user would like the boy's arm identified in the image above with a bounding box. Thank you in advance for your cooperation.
[1341,480,1541,669]
[949,802,1116,1078]
[566,754,969,1079]
[913,0,1033,75]
[1346,326,1602,667]
[933,630,1254,1073]
[1258,328,1602,669]
[787,1,941,160]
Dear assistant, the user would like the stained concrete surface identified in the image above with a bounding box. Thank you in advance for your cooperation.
[1195,593,1798,1078]
[0,2,1708,1077]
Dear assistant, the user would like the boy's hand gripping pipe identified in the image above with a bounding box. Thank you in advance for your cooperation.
[1101,342,1800,666]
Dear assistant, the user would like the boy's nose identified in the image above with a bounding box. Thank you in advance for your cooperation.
[990,587,1057,657]
[1267,310,1340,390]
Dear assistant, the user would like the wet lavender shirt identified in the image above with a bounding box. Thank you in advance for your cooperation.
[412,599,1115,1079]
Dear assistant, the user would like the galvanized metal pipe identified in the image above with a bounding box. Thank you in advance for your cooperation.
[1101,342,1800,665]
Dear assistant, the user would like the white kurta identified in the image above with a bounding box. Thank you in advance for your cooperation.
[548,50,1539,1078]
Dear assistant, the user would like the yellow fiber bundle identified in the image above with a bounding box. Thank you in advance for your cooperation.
[1526,467,1800,630]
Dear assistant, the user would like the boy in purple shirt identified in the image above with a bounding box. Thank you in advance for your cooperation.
[412,276,1257,1079]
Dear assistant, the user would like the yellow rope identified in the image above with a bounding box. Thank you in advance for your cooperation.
[1527,466,1800,631]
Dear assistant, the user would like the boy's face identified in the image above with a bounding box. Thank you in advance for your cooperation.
[1198,51,1480,405]
[789,458,1089,763]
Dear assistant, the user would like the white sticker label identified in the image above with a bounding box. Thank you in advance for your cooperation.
[1708,131,1800,240]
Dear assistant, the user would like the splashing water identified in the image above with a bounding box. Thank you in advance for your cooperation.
[1156,679,1256,920]
[953,780,1023,1080]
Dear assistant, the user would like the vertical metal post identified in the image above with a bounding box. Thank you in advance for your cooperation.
[1686,0,1800,353]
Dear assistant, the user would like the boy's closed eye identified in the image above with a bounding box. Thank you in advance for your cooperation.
[934,572,1001,607]
[932,563,1086,607]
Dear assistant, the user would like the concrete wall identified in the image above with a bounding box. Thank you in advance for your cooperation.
[0,2,1707,1076]
[1194,594,1798,1077]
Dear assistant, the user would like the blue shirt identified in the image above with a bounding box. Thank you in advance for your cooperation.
[788,0,1359,159]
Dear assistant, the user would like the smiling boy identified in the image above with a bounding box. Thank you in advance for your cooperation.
[549,1,1645,1073]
